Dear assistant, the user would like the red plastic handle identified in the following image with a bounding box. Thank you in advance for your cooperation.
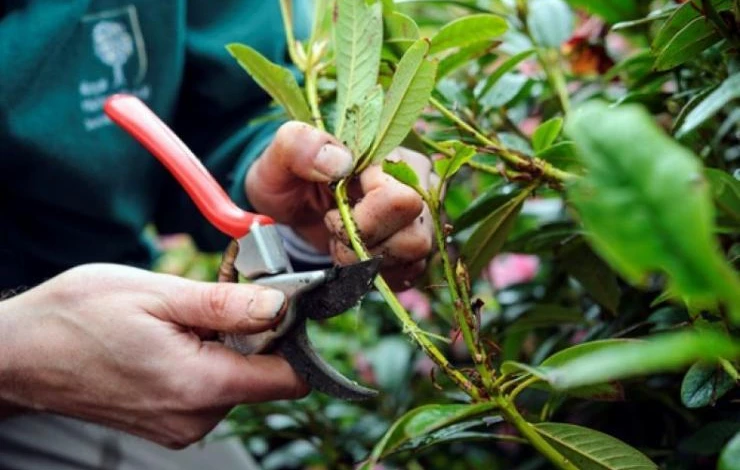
[104,94,273,239]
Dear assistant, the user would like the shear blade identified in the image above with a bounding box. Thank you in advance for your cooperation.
[298,257,382,320]
[277,321,379,401]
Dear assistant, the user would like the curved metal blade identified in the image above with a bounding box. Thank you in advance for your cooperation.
[277,321,379,401]
[298,258,381,320]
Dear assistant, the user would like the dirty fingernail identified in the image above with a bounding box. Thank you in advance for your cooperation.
[315,144,354,180]
[253,289,286,320]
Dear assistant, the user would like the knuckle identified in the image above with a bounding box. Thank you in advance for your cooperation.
[400,231,433,261]
[391,186,424,218]
[201,284,233,326]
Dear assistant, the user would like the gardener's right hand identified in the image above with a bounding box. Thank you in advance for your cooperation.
[0,264,309,449]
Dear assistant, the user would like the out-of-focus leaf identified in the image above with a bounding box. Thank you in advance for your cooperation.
[654,16,722,71]
[536,141,583,173]
[566,102,740,321]
[652,0,730,52]
[362,402,500,466]
[341,85,383,158]
[333,0,383,137]
[532,117,564,153]
[383,159,423,193]
[671,85,718,135]
[559,239,621,315]
[719,432,740,470]
[429,14,508,55]
[368,39,437,163]
[534,422,658,469]
[434,141,477,181]
[438,42,497,80]
[680,362,736,409]
[479,73,529,109]
[461,185,533,276]
[384,10,420,41]
[676,73,740,137]
[501,360,549,379]
[681,422,740,457]
[366,336,414,391]
[564,0,641,23]
[452,182,513,233]
[227,44,312,123]
[706,168,740,228]
[507,304,586,332]
[528,0,574,48]
[544,330,740,390]
[477,49,536,97]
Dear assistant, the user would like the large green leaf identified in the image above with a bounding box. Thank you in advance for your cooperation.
[534,422,658,469]
[564,0,641,23]
[227,44,312,123]
[333,0,383,138]
[528,0,574,48]
[654,16,722,71]
[341,85,383,158]
[719,432,740,470]
[676,73,740,138]
[680,362,736,409]
[461,185,533,276]
[652,0,730,52]
[566,102,740,320]
[367,39,437,163]
[362,402,499,466]
[429,14,508,55]
[544,330,740,390]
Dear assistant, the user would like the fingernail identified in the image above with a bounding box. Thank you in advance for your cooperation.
[253,289,286,320]
[315,144,354,180]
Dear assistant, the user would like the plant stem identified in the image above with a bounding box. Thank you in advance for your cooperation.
[334,180,480,399]
[508,376,541,402]
[278,0,302,68]
[429,97,575,184]
[538,48,571,115]
[495,396,580,470]
[305,69,326,131]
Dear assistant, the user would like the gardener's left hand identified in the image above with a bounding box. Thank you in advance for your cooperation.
[246,121,434,290]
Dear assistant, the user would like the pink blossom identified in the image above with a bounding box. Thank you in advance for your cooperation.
[488,253,540,290]
[397,288,432,321]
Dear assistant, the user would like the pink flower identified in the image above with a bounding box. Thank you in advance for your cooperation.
[397,288,432,321]
[488,254,540,290]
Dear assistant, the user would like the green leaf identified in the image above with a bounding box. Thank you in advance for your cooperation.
[680,362,736,409]
[559,239,620,315]
[676,73,740,138]
[534,422,658,469]
[528,0,575,48]
[652,0,730,53]
[706,168,740,227]
[544,329,740,390]
[719,432,740,470]
[671,85,719,136]
[429,14,508,55]
[507,304,586,332]
[532,117,564,153]
[438,42,497,80]
[564,0,641,23]
[501,360,549,379]
[680,421,740,457]
[333,0,383,137]
[536,141,583,173]
[365,403,499,465]
[477,49,536,98]
[368,39,437,163]
[434,141,477,181]
[654,16,722,71]
[566,102,740,320]
[382,159,423,193]
[461,185,533,276]
[384,10,420,41]
[452,182,513,233]
[479,73,530,109]
[227,44,312,123]
[341,85,384,158]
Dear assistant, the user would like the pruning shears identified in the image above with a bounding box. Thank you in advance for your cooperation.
[104,94,379,401]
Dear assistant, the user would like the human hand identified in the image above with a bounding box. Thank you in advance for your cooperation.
[246,122,434,290]
[0,264,308,448]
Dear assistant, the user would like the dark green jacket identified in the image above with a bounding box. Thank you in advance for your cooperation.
[0,0,309,290]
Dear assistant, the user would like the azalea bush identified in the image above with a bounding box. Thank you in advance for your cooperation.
[158,0,740,468]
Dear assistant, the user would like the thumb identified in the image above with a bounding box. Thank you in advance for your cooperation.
[151,279,287,334]
[249,121,354,190]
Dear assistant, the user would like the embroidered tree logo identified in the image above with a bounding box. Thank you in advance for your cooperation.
[92,21,134,87]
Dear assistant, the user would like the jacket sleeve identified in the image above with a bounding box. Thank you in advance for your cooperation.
[155,0,311,252]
